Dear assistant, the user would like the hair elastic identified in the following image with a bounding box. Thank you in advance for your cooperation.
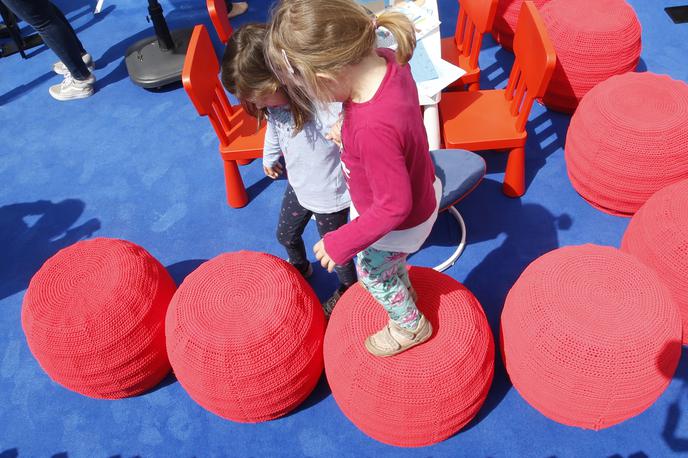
[281,49,295,75]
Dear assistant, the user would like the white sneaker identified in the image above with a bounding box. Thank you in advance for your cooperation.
[49,73,96,101]
[53,53,95,75]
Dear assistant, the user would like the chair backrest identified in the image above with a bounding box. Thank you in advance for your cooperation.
[454,0,498,69]
[206,0,233,44]
[504,1,556,132]
[182,25,235,147]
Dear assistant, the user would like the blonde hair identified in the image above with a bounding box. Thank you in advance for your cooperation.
[220,23,310,131]
[266,0,415,122]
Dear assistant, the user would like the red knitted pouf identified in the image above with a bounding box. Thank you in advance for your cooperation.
[540,0,641,113]
[565,72,688,216]
[165,251,325,422]
[21,238,175,399]
[492,0,552,50]
[501,244,681,430]
[324,267,494,447]
[622,179,688,344]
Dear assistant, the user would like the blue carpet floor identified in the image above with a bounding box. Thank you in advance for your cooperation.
[1,0,687,456]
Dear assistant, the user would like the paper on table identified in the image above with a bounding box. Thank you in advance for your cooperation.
[408,40,438,83]
[375,33,466,102]
[357,0,395,14]
[416,56,466,103]
[386,1,440,40]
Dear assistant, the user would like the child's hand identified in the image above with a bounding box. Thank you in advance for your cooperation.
[326,116,343,149]
[263,162,283,179]
[313,239,337,273]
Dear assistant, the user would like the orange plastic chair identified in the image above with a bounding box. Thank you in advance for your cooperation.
[441,0,498,92]
[439,1,556,197]
[182,25,265,208]
[206,0,254,169]
[206,0,233,44]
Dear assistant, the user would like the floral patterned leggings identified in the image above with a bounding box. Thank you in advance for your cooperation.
[356,247,421,330]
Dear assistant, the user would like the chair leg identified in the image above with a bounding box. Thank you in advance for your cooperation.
[433,207,467,272]
[468,82,479,92]
[223,159,249,208]
[503,147,525,197]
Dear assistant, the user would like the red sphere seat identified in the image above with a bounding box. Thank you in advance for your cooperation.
[501,244,681,430]
[491,0,552,50]
[540,0,641,112]
[165,251,325,422]
[622,179,688,344]
[324,267,494,447]
[565,72,688,216]
[21,238,175,399]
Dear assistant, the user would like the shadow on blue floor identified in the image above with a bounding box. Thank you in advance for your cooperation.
[456,178,571,324]
[663,344,688,453]
[0,71,55,105]
[166,258,207,286]
[0,200,100,300]
[287,374,332,418]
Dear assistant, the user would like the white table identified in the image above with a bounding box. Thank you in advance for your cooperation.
[411,0,465,149]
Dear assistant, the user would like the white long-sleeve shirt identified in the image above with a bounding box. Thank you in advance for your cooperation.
[263,104,350,214]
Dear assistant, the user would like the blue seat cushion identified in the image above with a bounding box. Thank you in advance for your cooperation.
[430,149,486,210]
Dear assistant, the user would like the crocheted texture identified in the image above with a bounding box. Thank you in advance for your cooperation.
[622,179,688,344]
[565,72,688,216]
[165,251,325,422]
[492,0,552,50]
[501,244,682,430]
[21,238,175,399]
[540,0,641,113]
[324,267,494,447]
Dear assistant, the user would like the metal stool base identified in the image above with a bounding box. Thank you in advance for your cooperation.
[433,206,466,272]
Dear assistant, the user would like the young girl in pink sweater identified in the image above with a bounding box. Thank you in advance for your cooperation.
[266,0,441,357]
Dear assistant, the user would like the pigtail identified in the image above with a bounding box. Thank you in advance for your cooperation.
[266,0,416,121]
[376,11,416,65]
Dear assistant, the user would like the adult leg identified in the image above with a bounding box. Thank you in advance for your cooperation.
[276,185,313,277]
[50,2,86,56]
[3,0,90,79]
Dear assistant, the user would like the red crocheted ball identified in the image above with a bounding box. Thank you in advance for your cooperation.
[492,0,552,50]
[501,244,681,430]
[622,179,688,344]
[540,0,641,113]
[165,251,325,422]
[21,238,175,399]
[324,267,494,447]
[565,72,688,216]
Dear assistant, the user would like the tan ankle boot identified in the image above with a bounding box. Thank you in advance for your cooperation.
[364,315,432,357]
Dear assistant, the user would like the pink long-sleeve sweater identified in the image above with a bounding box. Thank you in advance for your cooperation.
[323,48,437,264]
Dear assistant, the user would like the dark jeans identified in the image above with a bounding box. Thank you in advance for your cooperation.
[276,185,357,289]
[2,0,90,79]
